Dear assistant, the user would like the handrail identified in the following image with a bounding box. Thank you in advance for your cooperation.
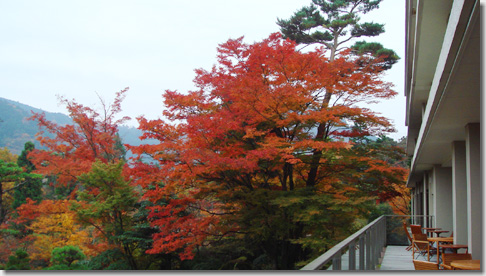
[301,215,386,270]
[301,215,435,270]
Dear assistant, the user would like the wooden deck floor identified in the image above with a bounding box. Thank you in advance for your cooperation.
[325,245,433,271]
[326,246,417,271]
[379,246,415,270]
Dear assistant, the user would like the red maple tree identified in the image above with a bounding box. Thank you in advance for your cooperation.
[28,88,130,190]
[130,33,406,262]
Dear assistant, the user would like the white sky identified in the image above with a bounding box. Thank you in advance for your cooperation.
[0,0,406,140]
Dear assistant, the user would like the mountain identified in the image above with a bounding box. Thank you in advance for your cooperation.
[0,97,149,155]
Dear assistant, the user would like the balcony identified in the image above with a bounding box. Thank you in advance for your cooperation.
[301,215,433,271]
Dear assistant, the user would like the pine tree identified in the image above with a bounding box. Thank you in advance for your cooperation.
[0,160,33,223]
[12,142,43,209]
[5,249,31,270]
[277,0,398,67]
[277,0,399,187]
[46,246,87,270]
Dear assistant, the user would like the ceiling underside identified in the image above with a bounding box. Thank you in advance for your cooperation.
[410,13,480,181]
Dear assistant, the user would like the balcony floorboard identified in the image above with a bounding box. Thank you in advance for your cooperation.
[379,246,415,270]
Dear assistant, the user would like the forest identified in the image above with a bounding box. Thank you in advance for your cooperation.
[0,0,410,270]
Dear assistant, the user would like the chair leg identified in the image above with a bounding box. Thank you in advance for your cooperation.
[417,252,427,260]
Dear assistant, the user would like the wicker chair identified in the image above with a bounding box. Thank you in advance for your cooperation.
[403,222,413,251]
[412,233,436,260]
[441,253,472,270]
[413,260,439,270]
[410,224,423,236]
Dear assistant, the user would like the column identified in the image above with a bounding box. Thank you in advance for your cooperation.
[466,123,481,259]
[425,172,434,227]
[432,166,453,231]
[410,188,415,224]
[452,141,468,245]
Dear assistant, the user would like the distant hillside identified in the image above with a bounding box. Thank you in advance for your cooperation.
[0,97,150,155]
[0,98,70,154]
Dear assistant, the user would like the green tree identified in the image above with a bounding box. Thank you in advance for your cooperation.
[277,0,399,188]
[5,249,30,270]
[0,160,40,224]
[12,142,43,209]
[72,160,139,269]
[131,34,406,268]
[84,248,131,270]
[46,245,87,270]
[277,0,398,67]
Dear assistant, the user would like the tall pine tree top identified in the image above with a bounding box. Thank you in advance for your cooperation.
[277,0,398,68]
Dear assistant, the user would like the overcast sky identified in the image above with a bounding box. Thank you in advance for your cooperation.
[0,0,406,139]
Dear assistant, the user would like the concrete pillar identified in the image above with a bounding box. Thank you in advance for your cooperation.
[452,141,468,245]
[465,123,481,259]
[426,172,434,227]
[415,186,421,224]
[410,188,415,224]
[432,166,453,231]
[415,181,424,225]
[413,185,421,225]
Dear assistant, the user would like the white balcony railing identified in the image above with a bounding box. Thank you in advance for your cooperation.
[301,215,434,270]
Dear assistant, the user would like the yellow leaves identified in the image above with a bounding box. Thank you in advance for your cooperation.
[22,200,98,263]
[0,147,17,162]
[2,181,14,208]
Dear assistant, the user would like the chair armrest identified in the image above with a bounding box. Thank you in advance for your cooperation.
[413,241,429,244]
[440,264,452,270]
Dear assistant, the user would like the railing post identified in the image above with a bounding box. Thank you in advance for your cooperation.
[371,228,375,270]
[382,218,387,248]
[371,223,380,270]
[301,215,404,271]
[301,215,438,271]
[380,216,388,261]
[366,230,371,270]
[349,241,356,270]
[359,234,365,270]
[379,219,384,250]
[375,222,379,268]
[332,250,341,270]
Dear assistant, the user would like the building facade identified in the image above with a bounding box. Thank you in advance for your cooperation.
[405,0,481,259]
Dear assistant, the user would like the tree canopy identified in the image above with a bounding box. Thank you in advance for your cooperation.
[0,2,409,269]
[277,0,399,69]
[128,33,407,267]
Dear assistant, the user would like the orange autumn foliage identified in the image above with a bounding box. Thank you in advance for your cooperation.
[28,88,130,188]
[389,182,411,215]
[15,199,106,264]
[130,33,405,260]
[21,90,133,265]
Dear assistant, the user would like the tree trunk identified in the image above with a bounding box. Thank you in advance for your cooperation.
[282,163,295,191]
[306,122,329,187]
[305,41,335,187]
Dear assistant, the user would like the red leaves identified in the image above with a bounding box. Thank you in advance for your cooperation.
[128,33,403,259]
[14,199,72,224]
[146,197,220,260]
[28,88,130,188]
